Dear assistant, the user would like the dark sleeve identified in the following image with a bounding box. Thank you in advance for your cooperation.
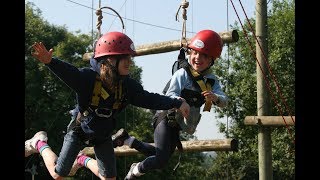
[127,78,183,110]
[46,57,94,94]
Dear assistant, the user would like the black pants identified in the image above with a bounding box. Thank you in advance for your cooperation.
[131,117,180,173]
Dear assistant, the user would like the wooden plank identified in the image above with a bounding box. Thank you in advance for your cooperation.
[82,138,238,156]
[83,30,239,60]
[244,116,295,126]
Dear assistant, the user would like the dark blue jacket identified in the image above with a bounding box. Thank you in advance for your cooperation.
[46,57,182,138]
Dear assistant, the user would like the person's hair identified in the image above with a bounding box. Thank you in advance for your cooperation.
[97,54,129,93]
[100,61,117,93]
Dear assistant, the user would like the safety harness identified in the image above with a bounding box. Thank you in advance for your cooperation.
[77,74,126,123]
[162,47,215,112]
[184,66,214,112]
[155,47,215,173]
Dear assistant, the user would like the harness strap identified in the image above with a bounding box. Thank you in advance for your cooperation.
[188,66,213,112]
[196,79,212,111]
[91,75,110,107]
[91,75,125,110]
[113,80,123,109]
[153,111,182,144]
[100,87,109,100]
[91,75,102,106]
[173,133,183,174]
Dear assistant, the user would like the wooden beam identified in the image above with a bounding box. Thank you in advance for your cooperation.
[82,138,238,156]
[82,30,239,61]
[244,116,295,126]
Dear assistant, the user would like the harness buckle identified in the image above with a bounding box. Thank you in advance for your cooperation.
[82,107,94,117]
[95,108,113,118]
[166,111,178,127]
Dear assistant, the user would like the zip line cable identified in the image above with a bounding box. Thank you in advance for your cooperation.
[228,0,295,145]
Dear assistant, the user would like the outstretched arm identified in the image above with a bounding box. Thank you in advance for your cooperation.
[127,79,190,118]
[31,42,53,64]
[31,42,92,94]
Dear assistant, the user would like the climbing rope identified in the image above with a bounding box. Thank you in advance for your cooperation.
[229,0,295,145]
[175,0,189,48]
[107,0,129,33]
[226,1,230,179]
[96,2,125,37]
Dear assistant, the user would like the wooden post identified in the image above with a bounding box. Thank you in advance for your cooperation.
[82,139,238,157]
[256,0,272,179]
[82,30,239,60]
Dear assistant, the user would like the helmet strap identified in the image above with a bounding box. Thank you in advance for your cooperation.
[210,58,215,66]
[200,68,212,75]
[115,58,120,75]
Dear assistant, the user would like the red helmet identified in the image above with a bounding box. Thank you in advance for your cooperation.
[188,30,223,59]
[94,31,136,58]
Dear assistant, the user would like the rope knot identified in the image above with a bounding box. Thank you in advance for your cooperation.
[181,1,189,9]
[96,8,103,33]
[95,8,102,16]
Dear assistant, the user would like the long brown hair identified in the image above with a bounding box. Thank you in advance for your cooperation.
[98,55,128,93]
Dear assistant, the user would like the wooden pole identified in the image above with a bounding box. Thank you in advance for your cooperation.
[256,0,272,179]
[82,30,239,60]
[244,116,295,126]
[82,139,238,156]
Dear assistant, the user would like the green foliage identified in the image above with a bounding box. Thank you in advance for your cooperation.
[25,0,295,179]
[211,0,295,179]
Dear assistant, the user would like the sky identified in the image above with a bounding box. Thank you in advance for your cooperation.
[26,0,255,140]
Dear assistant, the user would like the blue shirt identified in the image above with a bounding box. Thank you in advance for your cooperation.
[164,68,228,134]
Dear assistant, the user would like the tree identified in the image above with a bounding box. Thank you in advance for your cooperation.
[25,3,209,179]
[208,0,295,179]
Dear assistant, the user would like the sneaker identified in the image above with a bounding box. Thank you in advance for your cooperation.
[124,163,138,180]
[68,151,84,176]
[112,128,129,148]
[25,131,48,157]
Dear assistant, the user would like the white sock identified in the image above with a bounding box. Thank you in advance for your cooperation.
[132,162,144,176]
[124,136,135,147]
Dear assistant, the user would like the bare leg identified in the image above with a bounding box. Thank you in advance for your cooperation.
[85,158,116,180]
[25,131,64,179]
[40,148,63,179]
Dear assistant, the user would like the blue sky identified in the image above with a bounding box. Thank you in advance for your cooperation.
[26,0,255,140]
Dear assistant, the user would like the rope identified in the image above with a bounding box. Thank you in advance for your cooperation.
[229,0,295,145]
[238,0,295,124]
[226,1,230,179]
[96,6,125,37]
[176,0,189,48]
[91,0,94,48]
[226,0,230,140]
[97,0,102,36]
[107,0,129,33]
[66,0,197,34]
